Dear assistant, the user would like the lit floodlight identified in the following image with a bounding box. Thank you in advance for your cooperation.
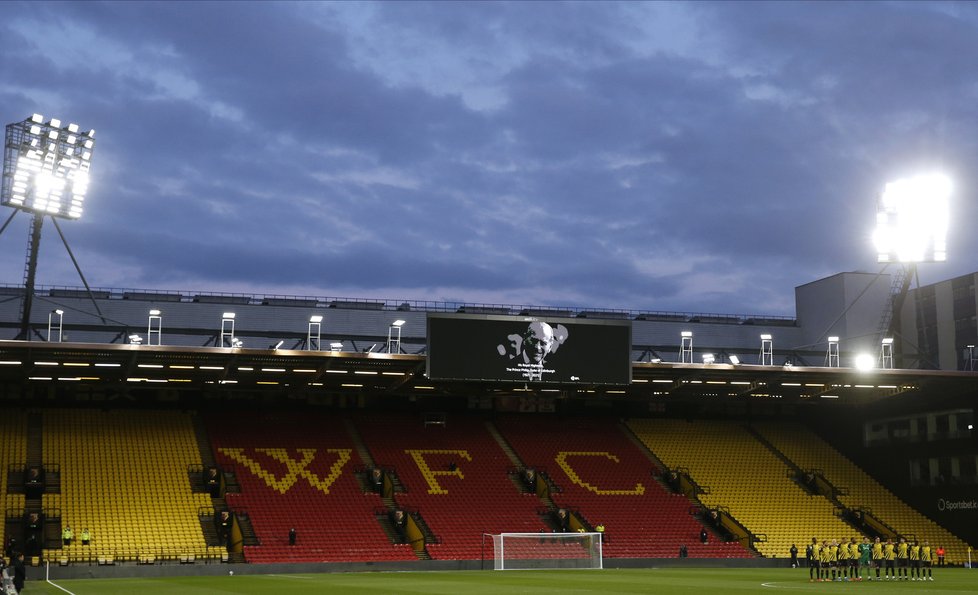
[881,337,894,345]
[309,315,323,323]
[392,319,406,327]
[728,355,741,365]
[272,340,284,350]
[329,342,344,352]
[149,309,161,316]
[128,334,143,345]
[2,114,96,219]
[681,331,693,337]
[874,173,951,263]
[231,338,243,348]
[854,353,875,371]
[760,334,772,341]
[222,312,236,319]
[828,336,839,342]
[702,353,715,364]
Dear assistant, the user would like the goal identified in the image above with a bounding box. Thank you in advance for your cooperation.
[485,532,603,570]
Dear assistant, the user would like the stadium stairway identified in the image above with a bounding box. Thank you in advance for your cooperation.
[496,415,752,559]
[353,412,544,561]
[628,418,855,559]
[752,421,974,564]
[206,411,416,564]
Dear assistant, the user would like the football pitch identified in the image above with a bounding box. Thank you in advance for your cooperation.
[28,568,976,594]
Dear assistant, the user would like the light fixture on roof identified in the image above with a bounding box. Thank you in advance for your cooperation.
[825,336,840,368]
[329,342,344,352]
[230,337,243,349]
[728,354,740,365]
[308,314,323,351]
[388,320,405,354]
[702,353,715,365]
[679,331,693,364]
[147,309,162,346]
[880,337,894,370]
[854,353,875,371]
[220,313,236,348]
[272,340,284,350]
[47,309,63,343]
[128,334,143,345]
[758,333,773,366]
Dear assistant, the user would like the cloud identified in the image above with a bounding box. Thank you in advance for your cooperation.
[1,1,977,318]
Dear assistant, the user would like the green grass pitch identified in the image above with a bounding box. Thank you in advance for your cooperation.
[28,568,976,594]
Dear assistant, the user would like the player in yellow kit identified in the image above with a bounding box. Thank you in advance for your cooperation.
[909,540,921,580]
[837,538,850,581]
[871,537,883,581]
[920,540,934,581]
[897,537,909,580]
[819,540,831,581]
[884,538,896,580]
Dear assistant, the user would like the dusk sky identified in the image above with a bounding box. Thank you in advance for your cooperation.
[1,1,976,317]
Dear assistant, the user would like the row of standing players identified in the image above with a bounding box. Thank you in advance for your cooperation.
[789,537,943,582]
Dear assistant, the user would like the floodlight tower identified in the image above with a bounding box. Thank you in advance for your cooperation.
[1,113,98,340]
[872,173,951,368]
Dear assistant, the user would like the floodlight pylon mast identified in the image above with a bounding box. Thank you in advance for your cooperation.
[6,210,106,340]
[17,213,43,339]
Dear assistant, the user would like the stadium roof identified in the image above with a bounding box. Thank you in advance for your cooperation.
[1,340,974,405]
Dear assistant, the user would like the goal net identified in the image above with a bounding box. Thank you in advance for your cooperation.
[487,532,603,570]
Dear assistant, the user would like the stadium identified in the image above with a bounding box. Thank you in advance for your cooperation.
[1,12,977,590]
[0,217,976,593]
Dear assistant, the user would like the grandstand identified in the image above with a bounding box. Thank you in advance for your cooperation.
[0,273,974,580]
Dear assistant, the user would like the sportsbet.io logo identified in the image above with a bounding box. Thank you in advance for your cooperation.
[937,498,978,512]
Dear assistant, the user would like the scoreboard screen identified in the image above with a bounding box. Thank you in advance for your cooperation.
[426,313,631,385]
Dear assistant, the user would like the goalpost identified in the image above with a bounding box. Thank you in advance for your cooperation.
[484,532,603,570]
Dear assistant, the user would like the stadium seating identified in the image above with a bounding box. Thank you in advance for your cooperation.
[207,411,416,563]
[629,419,853,559]
[0,412,27,535]
[497,415,752,559]
[753,421,973,563]
[41,409,220,563]
[353,412,543,560]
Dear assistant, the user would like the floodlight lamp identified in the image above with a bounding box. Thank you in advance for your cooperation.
[828,336,839,343]
[149,309,161,316]
[309,315,323,323]
[854,353,875,371]
[681,331,693,338]
[3,113,97,219]
[881,337,894,345]
[392,319,406,327]
[728,355,741,365]
[874,173,951,263]
[272,340,284,350]
[231,338,243,348]
[967,344,975,349]
[330,342,344,351]
[222,312,236,319]
[54,309,63,315]
[702,353,715,364]
[760,334,772,341]
[649,357,662,363]
[128,334,143,345]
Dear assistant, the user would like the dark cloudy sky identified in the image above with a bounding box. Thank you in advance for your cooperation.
[1,1,976,316]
